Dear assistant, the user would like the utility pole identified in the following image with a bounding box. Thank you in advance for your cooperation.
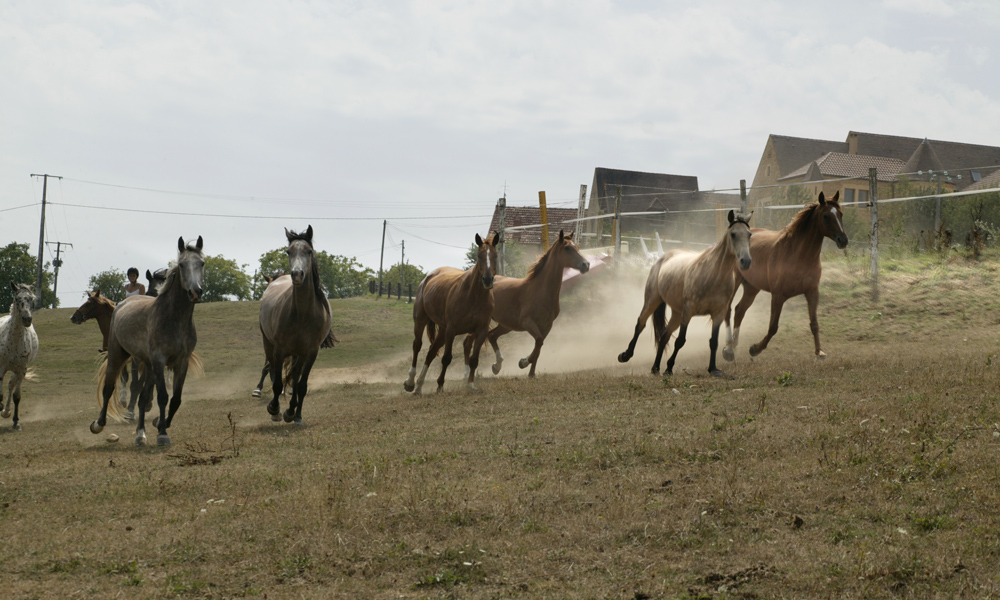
[497,197,506,276]
[614,186,623,264]
[740,179,748,217]
[577,185,587,245]
[30,173,61,309]
[377,220,387,298]
[45,241,72,308]
[400,240,405,301]
[869,168,879,302]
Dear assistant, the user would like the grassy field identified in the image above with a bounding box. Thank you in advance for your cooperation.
[3,250,1000,599]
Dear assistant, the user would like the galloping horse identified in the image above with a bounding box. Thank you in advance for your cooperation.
[71,290,145,420]
[404,232,501,395]
[90,237,206,446]
[618,211,752,377]
[723,191,848,360]
[259,226,332,425]
[463,229,590,378]
[1,283,39,431]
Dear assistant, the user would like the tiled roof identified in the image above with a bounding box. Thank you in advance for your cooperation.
[779,152,905,182]
[487,206,580,245]
[849,131,1000,190]
[964,168,1000,191]
[589,167,701,214]
[768,135,849,175]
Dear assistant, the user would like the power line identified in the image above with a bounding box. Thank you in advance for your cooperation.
[49,201,491,221]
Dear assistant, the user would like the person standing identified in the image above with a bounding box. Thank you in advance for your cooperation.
[124,267,146,297]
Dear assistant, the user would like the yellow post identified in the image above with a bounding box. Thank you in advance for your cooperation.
[538,191,550,250]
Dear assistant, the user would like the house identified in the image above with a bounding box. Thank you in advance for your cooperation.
[750,132,1000,208]
[486,204,580,254]
[583,167,741,244]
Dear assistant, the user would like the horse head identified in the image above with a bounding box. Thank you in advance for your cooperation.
[10,282,35,327]
[474,232,501,290]
[817,192,849,249]
[71,290,105,324]
[284,225,316,288]
[146,268,168,297]
[727,210,753,271]
[553,230,590,274]
[176,236,205,303]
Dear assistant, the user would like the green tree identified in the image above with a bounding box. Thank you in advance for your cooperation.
[87,268,128,302]
[257,248,375,299]
[0,242,55,309]
[203,255,252,302]
[381,262,427,293]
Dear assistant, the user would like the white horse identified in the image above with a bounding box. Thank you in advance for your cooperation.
[1,283,39,431]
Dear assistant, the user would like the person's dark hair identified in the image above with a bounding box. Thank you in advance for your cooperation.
[127,267,139,278]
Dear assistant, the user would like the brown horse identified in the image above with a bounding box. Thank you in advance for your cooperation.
[89,236,205,446]
[462,229,590,378]
[259,226,332,425]
[71,290,146,420]
[723,191,848,361]
[618,210,752,377]
[403,232,501,395]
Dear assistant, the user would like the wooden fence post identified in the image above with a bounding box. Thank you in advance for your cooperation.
[869,167,879,302]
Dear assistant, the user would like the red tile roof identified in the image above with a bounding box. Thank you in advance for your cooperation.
[487,206,580,245]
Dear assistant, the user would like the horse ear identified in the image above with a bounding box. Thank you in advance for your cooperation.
[558,229,565,242]
[831,191,840,203]
[10,281,17,292]
[305,225,313,243]
[178,236,185,252]
[146,269,152,279]
[818,192,827,206]
[728,209,735,225]
[285,228,293,242]
[476,233,484,247]
[195,236,203,251]
[94,289,101,298]
[493,231,503,246]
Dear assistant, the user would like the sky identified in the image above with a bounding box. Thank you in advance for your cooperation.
[3,0,1000,308]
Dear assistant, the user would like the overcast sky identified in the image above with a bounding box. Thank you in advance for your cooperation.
[3,0,999,307]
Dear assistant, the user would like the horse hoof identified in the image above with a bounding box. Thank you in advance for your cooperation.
[491,363,502,375]
[403,381,415,393]
[749,344,762,357]
[709,369,724,378]
[0,409,10,419]
[151,416,160,428]
[90,420,104,434]
[266,402,279,416]
[270,413,282,422]
[722,347,735,362]
[12,423,21,431]
[817,351,828,360]
[618,352,631,363]
[156,434,171,446]
[135,432,146,446]
[283,409,294,423]
[251,389,261,398]
[518,358,530,369]
[293,418,305,427]
[124,411,135,422]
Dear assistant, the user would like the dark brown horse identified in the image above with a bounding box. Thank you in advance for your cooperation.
[618,211,752,377]
[71,290,146,420]
[145,268,168,297]
[89,237,205,446]
[404,232,501,395]
[462,230,589,378]
[723,191,848,360]
[258,226,332,425]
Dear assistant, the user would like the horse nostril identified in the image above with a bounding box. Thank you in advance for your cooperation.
[579,263,590,273]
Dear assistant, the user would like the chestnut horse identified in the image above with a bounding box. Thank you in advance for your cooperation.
[463,229,590,378]
[89,237,205,446]
[618,210,752,377]
[404,232,501,395]
[723,191,848,361]
[259,226,333,425]
[70,290,146,420]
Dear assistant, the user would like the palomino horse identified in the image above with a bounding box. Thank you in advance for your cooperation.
[1,283,39,431]
[404,232,501,395]
[723,191,848,361]
[70,290,146,420]
[259,226,332,425]
[618,211,752,377]
[90,237,206,446]
[462,229,590,377]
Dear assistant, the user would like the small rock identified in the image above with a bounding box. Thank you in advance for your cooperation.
[107,434,119,443]
[792,515,804,529]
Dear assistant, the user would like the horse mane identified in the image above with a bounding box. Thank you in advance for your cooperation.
[287,229,326,303]
[784,202,820,236]
[524,233,574,281]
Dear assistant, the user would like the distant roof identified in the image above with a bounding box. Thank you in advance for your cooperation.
[768,135,849,176]
[780,152,905,182]
[964,168,1000,192]
[850,131,1000,189]
[488,205,579,245]
[590,167,701,214]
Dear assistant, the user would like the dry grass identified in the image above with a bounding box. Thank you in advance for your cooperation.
[3,252,1000,599]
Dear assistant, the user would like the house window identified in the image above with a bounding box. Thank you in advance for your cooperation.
[858,190,869,205]
[972,170,982,182]
[766,166,771,177]
[844,189,855,203]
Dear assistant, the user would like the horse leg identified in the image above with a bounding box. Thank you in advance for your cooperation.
[283,357,305,423]
[727,283,760,360]
[1,370,11,419]
[135,370,155,446]
[90,347,129,434]
[618,299,660,363]
[750,294,787,357]
[8,374,23,431]
[436,334,458,393]
[465,329,491,388]
[805,287,826,359]
[652,310,681,375]
[252,361,270,397]
[288,353,318,426]
[664,310,692,376]
[119,362,129,408]
[707,317,724,377]
[267,352,285,420]
[462,335,474,380]
[150,361,173,445]
[125,359,143,421]
[488,324,509,375]
[414,335,445,396]
[404,320,427,392]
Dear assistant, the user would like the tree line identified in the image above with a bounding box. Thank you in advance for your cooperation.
[0,241,424,308]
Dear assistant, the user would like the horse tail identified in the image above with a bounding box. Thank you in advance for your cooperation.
[23,367,37,382]
[321,329,339,348]
[95,353,127,422]
[427,321,437,345]
[186,352,205,378]
[282,356,295,388]
[652,301,667,349]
